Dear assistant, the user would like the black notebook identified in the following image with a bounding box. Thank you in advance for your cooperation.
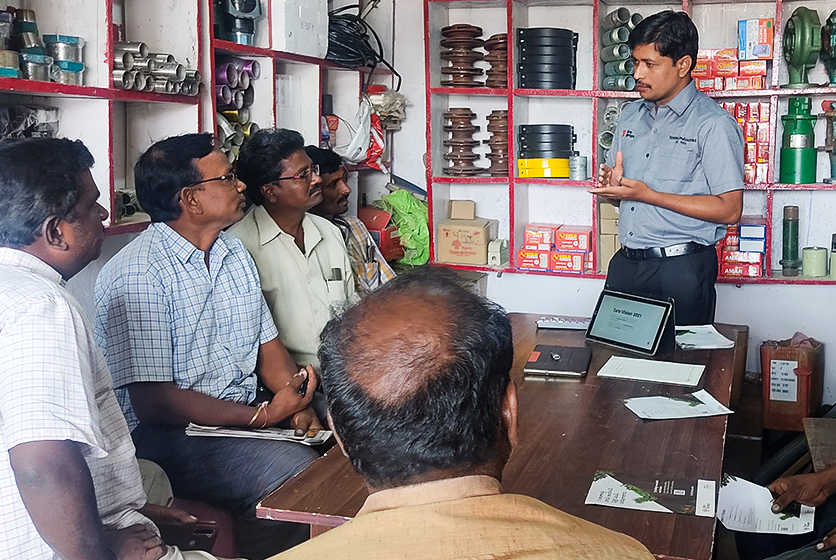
[523,344,593,378]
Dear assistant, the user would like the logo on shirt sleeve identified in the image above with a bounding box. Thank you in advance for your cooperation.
[622,130,635,139]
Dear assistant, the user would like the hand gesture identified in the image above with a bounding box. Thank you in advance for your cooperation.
[598,151,624,188]
[102,524,165,560]
[264,366,318,426]
[769,471,835,511]
[589,151,651,202]
[290,406,324,437]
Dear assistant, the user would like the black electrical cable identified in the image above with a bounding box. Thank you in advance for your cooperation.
[326,4,402,91]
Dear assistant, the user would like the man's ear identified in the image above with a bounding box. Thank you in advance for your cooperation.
[326,410,349,459]
[41,215,68,251]
[678,55,692,78]
[179,186,203,216]
[502,381,519,447]
[261,183,278,204]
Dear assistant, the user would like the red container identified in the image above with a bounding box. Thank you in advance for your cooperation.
[761,337,824,431]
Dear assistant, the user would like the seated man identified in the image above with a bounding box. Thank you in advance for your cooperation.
[0,137,218,560]
[736,466,836,560]
[272,266,655,560]
[229,129,355,368]
[304,145,395,295]
[94,133,321,560]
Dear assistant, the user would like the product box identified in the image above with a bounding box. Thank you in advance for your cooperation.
[518,166,569,178]
[696,77,724,91]
[738,19,774,60]
[757,123,770,143]
[756,163,768,184]
[739,237,767,253]
[757,142,770,163]
[599,218,619,235]
[691,57,711,78]
[524,223,556,250]
[517,248,550,270]
[599,200,620,219]
[549,250,587,273]
[715,58,739,77]
[722,249,763,264]
[554,226,592,251]
[725,76,764,90]
[744,122,757,142]
[721,262,763,277]
[357,207,404,261]
[449,199,476,220]
[745,142,757,164]
[599,233,619,273]
[744,163,756,184]
[740,216,767,239]
[760,101,770,122]
[437,218,499,265]
[722,225,740,249]
[739,59,768,76]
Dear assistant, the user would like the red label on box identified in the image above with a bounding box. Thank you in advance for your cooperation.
[721,262,762,277]
[757,143,770,163]
[757,123,770,143]
[554,226,592,251]
[745,142,758,163]
[722,250,763,264]
[739,60,768,76]
[523,224,555,250]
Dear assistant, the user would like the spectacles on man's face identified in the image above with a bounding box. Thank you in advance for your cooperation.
[184,172,239,189]
[276,164,320,183]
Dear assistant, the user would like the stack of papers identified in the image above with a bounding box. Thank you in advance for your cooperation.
[185,423,332,446]
[597,356,705,386]
[675,325,735,350]
[718,475,815,534]
[585,471,716,517]
[622,389,732,420]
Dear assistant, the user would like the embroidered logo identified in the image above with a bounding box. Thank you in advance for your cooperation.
[669,135,697,145]
[622,130,635,139]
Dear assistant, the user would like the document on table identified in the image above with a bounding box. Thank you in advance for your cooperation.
[717,475,815,534]
[675,325,735,350]
[596,356,705,386]
[185,423,332,446]
[622,389,732,420]
[585,471,716,517]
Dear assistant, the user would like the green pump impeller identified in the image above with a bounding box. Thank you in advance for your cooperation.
[782,7,822,88]
[821,10,836,85]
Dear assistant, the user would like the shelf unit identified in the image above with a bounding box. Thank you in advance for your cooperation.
[424,0,836,285]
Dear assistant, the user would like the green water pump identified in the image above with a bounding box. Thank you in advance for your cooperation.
[783,7,821,88]
[780,97,818,184]
[822,11,836,85]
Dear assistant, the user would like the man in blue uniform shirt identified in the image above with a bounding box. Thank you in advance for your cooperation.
[590,11,744,326]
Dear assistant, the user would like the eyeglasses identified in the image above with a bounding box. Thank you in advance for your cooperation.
[276,164,320,183]
[184,172,238,189]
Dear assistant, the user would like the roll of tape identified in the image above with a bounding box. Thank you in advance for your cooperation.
[802,247,828,277]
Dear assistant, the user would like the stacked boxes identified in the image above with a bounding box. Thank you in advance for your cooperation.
[517,223,593,273]
[693,48,767,92]
[437,200,499,266]
[718,216,765,278]
[598,200,620,273]
[720,101,771,185]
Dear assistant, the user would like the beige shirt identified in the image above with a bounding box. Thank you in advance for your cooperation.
[229,206,355,368]
[269,475,655,560]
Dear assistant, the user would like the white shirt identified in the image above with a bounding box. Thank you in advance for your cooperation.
[229,207,356,368]
[0,248,151,559]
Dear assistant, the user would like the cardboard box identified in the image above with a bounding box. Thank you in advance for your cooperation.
[744,123,757,142]
[357,207,404,261]
[715,58,739,77]
[437,218,498,265]
[739,237,766,253]
[722,250,763,264]
[739,60,768,76]
[745,142,757,164]
[517,248,550,270]
[524,223,556,250]
[549,250,587,273]
[599,233,619,273]
[760,101,770,122]
[725,76,764,90]
[599,218,619,235]
[449,199,475,220]
[757,142,770,163]
[721,262,763,277]
[744,163,756,184]
[599,200,620,219]
[696,77,723,91]
[740,216,767,239]
[757,123,770,143]
[739,19,774,60]
[756,163,768,184]
[554,226,592,251]
[691,57,711,78]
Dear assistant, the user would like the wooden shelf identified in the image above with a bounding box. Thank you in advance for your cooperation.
[719,273,836,286]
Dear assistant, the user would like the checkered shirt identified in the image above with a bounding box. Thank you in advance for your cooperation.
[0,248,151,559]
[94,222,279,430]
[334,216,396,296]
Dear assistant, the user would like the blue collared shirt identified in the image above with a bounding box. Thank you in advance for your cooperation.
[606,80,744,249]
[94,222,279,430]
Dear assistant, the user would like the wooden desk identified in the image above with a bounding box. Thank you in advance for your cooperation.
[257,313,746,560]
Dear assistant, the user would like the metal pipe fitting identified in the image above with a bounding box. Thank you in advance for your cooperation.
[600,43,631,62]
[241,59,260,79]
[215,62,239,87]
[20,53,52,82]
[154,79,174,93]
[627,13,643,30]
[232,124,245,146]
[132,72,147,91]
[113,51,134,70]
[152,62,185,82]
[602,75,635,91]
[602,8,630,31]
[129,57,154,73]
[15,9,37,23]
[184,68,201,83]
[217,113,238,144]
[241,122,259,139]
[237,68,250,90]
[601,26,630,47]
[113,69,136,89]
[143,75,156,92]
[216,84,233,106]
[150,53,175,64]
[43,35,84,63]
[221,108,250,125]
[115,41,148,58]
[242,84,254,107]
[0,49,19,69]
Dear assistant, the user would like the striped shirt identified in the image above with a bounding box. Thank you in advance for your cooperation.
[0,248,151,559]
[94,222,279,430]
[334,216,396,296]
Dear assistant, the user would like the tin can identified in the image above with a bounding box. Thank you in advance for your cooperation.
[569,155,587,180]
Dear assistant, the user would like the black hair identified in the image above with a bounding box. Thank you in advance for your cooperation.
[236,128,305,206]
[304,145,343,175]
[318,266,514,488]
[0,137,94,248]
[134,133,215,222]
[628,11,699,72]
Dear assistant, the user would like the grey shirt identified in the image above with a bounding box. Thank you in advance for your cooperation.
[606,80,744,249]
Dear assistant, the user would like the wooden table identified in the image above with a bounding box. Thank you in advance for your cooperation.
[257,313,747,560]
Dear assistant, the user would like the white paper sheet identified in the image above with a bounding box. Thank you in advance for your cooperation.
[596,356,705,386]
[717,475,815,534]
[675,325,735,350]
[185,423,332,446]
[585,472,716,517]
[622,389,733,420]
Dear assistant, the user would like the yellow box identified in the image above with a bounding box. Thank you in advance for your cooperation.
[517,157,570,169]
[518,167,570,178]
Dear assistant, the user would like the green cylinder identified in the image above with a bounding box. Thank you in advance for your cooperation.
[779,147,818,183]
[780,97,818,184]
[781,205,800,276]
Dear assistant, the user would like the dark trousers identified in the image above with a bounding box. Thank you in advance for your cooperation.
[605,246,718,326]
[132,421,319,560]
[735,493,836,560]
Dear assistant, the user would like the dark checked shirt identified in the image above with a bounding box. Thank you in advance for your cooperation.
[606,80,744,249]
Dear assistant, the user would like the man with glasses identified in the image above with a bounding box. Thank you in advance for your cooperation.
[229,128,355,370]
[94,133,322,560]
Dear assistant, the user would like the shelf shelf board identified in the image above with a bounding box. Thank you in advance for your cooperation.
[431,86,507,96]
[213,39,276,59]
[744,182,771,190]
[719,273,836,285]
[771,182,836,190]
[593,90,641,99]
[516,268,605,280]
[432,175,509,184]
[213,39,368,71]
[514,88,596,98]
[435,263,512,274]
[0,78,198,104]
[514,178,593,187]
[706,89,774,99]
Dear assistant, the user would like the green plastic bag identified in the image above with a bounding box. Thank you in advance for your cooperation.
[378,190,429,266]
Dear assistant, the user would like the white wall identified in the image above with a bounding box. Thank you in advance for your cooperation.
[389,1,836,403]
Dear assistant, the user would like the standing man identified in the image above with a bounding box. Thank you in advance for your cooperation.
[0,137,217,560]
[95,133,321,560]
[230,129,355,369]
[590,11,744,326]
[305,145,396,296]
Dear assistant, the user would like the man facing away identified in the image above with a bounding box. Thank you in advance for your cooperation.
[0,137,220,560]
[590,11,744,326]
[304,145,396,295]
[229,129,355,369]
[270,266,655,560]
[94,133,321,559]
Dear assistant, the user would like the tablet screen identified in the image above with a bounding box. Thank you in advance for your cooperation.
[586,290,673,354]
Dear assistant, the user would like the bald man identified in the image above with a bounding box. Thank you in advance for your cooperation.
[270,266,654,560]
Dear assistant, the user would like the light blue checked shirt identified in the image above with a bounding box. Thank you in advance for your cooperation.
[94,222,279,430]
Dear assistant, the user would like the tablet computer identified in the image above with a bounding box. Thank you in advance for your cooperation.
[585,289,674,356]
